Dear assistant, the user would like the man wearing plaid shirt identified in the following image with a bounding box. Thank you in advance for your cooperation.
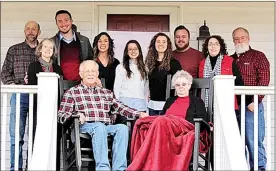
[1,21,41,171]
[58,60,148,170]
[231,27,270,171]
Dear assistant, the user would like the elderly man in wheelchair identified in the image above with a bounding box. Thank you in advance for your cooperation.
[58,60,148,171]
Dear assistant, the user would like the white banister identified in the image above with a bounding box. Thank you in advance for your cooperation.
[29,72,59,170]
[235,85,274,171]
[213,75,248,170]
[1,85,38,170]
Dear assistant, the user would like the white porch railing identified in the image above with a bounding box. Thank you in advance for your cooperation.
[213,75,274,170]
[235,86,274,170]
[0,73,59,170]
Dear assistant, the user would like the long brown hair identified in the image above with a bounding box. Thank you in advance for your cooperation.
[145,32,173,74]
[92,32,115,65]
[123,40,147,80]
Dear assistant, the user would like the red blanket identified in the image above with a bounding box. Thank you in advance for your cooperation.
[127,115,210,171]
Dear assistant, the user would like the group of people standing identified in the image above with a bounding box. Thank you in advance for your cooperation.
[1,9,270,171]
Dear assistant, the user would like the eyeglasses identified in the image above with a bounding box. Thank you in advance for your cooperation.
[208,43,220,47]
[175,83,189,87]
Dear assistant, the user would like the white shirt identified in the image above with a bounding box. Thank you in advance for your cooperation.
[114,63,149,100]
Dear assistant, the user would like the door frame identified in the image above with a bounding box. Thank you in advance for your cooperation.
[93,2,181,41]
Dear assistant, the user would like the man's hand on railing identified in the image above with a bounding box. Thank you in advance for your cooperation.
[247,102,254,112]
[24,72,28,84]
[139,112,149,118]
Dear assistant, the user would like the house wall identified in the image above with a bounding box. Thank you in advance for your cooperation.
[1,1,274,170]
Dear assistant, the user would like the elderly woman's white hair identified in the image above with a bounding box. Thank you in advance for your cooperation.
[171,70,193,87]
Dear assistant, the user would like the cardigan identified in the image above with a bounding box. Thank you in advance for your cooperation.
[162,94,209,131]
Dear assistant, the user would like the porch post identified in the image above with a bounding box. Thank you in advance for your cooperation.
[29,72,59,170]
[213,75,248,170]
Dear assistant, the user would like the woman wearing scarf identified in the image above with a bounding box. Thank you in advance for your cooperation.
[198,35,245,168]
[27,38,62,141]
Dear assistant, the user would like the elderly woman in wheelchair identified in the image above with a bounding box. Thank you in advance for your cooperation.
[127,70,212,171]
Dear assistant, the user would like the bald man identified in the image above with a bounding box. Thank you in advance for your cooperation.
[1,21,40,171]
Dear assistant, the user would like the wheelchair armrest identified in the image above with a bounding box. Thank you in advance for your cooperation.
[194,118,212,132]
[62,115,80,130]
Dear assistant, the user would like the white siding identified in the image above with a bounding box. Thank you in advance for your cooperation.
[1,1,274,170]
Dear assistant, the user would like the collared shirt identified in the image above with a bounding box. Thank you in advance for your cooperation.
[58,83,140,124]
[231,48,270,102]
[1,41,37,85]
[59,31,77,44]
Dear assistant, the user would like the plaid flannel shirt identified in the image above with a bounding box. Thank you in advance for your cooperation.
[58,83,140,124]
[1,41,37,85]
[232,48,270,103]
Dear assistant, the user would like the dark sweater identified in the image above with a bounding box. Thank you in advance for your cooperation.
[28,60,63,85]
[162,95,209,131]
[60,40,81,81]
[148,58,182,101]
[96,58,120,91]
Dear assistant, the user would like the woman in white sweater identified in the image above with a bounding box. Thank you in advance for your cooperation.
[114,40,148,112]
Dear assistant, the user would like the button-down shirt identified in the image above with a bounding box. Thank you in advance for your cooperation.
[1,41,37,85]
[231,48,270,103]
[59,31,77,44]
[58,83,140,124]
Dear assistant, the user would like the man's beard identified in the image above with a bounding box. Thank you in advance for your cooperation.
[26,34,38,42]
[235,43,250,54]
[175,42,189,51]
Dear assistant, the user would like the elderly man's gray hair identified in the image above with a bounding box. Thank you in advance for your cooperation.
[172,70,193,87]
[79,60,99,72]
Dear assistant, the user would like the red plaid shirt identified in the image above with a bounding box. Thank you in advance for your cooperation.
[1,41,37,85]
[58,83,140,124]
[231,48,270,103]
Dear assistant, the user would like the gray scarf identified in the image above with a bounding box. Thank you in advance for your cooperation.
[203,54,223,107]
[38,57,53,72]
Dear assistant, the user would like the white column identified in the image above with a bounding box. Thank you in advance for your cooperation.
[213,75,248,170]
[29,72,59,170]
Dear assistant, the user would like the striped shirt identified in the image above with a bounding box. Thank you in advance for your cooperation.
[1,41,37,85]
[231,48,270,103]
[58,83,140,124]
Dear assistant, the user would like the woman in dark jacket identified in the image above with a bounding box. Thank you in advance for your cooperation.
[128,70,210,171]
[27,38,63,141]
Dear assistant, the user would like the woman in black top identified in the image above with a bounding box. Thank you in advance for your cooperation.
[146,32,182,115]
[92,32,120,91]
[27,38,63,141]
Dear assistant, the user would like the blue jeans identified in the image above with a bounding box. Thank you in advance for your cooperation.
[9,93,29,171]
[148,108,163,116]
[242,102,267,169]
[79,122,129,171]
